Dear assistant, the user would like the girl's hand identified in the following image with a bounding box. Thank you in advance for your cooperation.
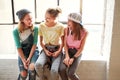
[68,58,74,66]
[52,51,59,58]
[44,49,52,56]
[23,59,28,69]
[63,57,70,67]
[26,58,30,66]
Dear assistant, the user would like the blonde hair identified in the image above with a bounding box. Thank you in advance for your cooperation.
[17,12,34,33]
[46,7,62,18]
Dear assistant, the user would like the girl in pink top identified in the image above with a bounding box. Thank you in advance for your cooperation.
[59,13,88,80]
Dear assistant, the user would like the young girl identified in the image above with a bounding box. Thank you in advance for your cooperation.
[13,9,39,80]
[35,8,64,80]
[59,13,88,80]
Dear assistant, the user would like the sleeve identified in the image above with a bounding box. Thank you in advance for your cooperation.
[33,26,38,45]
[60,24,65,37]
[13,29,21,48]
[38,24,43,36]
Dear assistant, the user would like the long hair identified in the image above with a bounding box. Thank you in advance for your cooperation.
[72,22,83,40]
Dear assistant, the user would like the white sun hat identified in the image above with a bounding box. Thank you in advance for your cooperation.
[68,13,82,24]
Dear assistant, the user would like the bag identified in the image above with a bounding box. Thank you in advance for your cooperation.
[45,44,59,53]
[68,48,77,58]
[44,45,59,70]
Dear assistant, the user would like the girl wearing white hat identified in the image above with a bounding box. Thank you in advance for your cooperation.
[59,13,88,80]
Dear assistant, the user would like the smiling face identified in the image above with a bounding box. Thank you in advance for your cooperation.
[21,13,33,28]
[45,12,55,24]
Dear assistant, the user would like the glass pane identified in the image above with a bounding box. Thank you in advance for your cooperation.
[36,0,57,22]
[82,0,105,24]
[0,0,12,23]
[82,25,104,60]
[14,0,35,22]
[59,0,80,21]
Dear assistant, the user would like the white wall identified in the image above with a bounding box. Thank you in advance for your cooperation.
[107,0,120,80]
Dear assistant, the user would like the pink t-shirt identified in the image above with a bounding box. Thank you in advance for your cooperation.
[66,29,86,50]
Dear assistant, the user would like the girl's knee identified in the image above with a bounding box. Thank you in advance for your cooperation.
[35,62,43,69]
[28,70,36,80]
[29,63,35,70]
[51,68,59,74]
[59,65,66,73]
[20,70,27,78]
[35,62,45,75]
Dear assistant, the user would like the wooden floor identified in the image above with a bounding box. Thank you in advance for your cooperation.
[0,59,19,80]
[0,59,56,80]
[0,59,106,80]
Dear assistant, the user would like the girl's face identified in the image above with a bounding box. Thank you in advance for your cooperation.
[22,13,33,28]
[45,13,55,24]
[67,19,74,30]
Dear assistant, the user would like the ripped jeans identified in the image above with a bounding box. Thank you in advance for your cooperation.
[18,50,39,80]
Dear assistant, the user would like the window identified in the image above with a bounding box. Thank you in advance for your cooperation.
[0,0,12,24]
[13,0,35,22]
[36,0,58,22]
[59,0,80,21]
[11,0,82,23]
[82,0,105,60]
[0,0,106,60]
[36,0,80,22]
[82,0,105,24]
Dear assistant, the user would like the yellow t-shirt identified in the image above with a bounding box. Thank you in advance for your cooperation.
[39,22,64,45]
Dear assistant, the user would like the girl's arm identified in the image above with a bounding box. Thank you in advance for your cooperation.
[13,29,27,68]
[17,48,27,63]
[40,36,45,50]
[17,48,28,69]
[68,31,88,66]
[13,29,26,62]
[53,26,65,57]
[54,35,64,57]
[64,28,69,58]
[63,28,70,67]
[40,36,52,56]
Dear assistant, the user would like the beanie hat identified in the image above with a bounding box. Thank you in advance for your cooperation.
[16,9,31,20]
[68,13,82,24]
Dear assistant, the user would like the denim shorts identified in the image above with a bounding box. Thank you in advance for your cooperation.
[18,50,39,72]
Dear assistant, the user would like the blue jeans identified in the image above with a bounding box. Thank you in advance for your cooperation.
[59,54,82,80]
[35,50,62,80]
[18,50,39,80]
